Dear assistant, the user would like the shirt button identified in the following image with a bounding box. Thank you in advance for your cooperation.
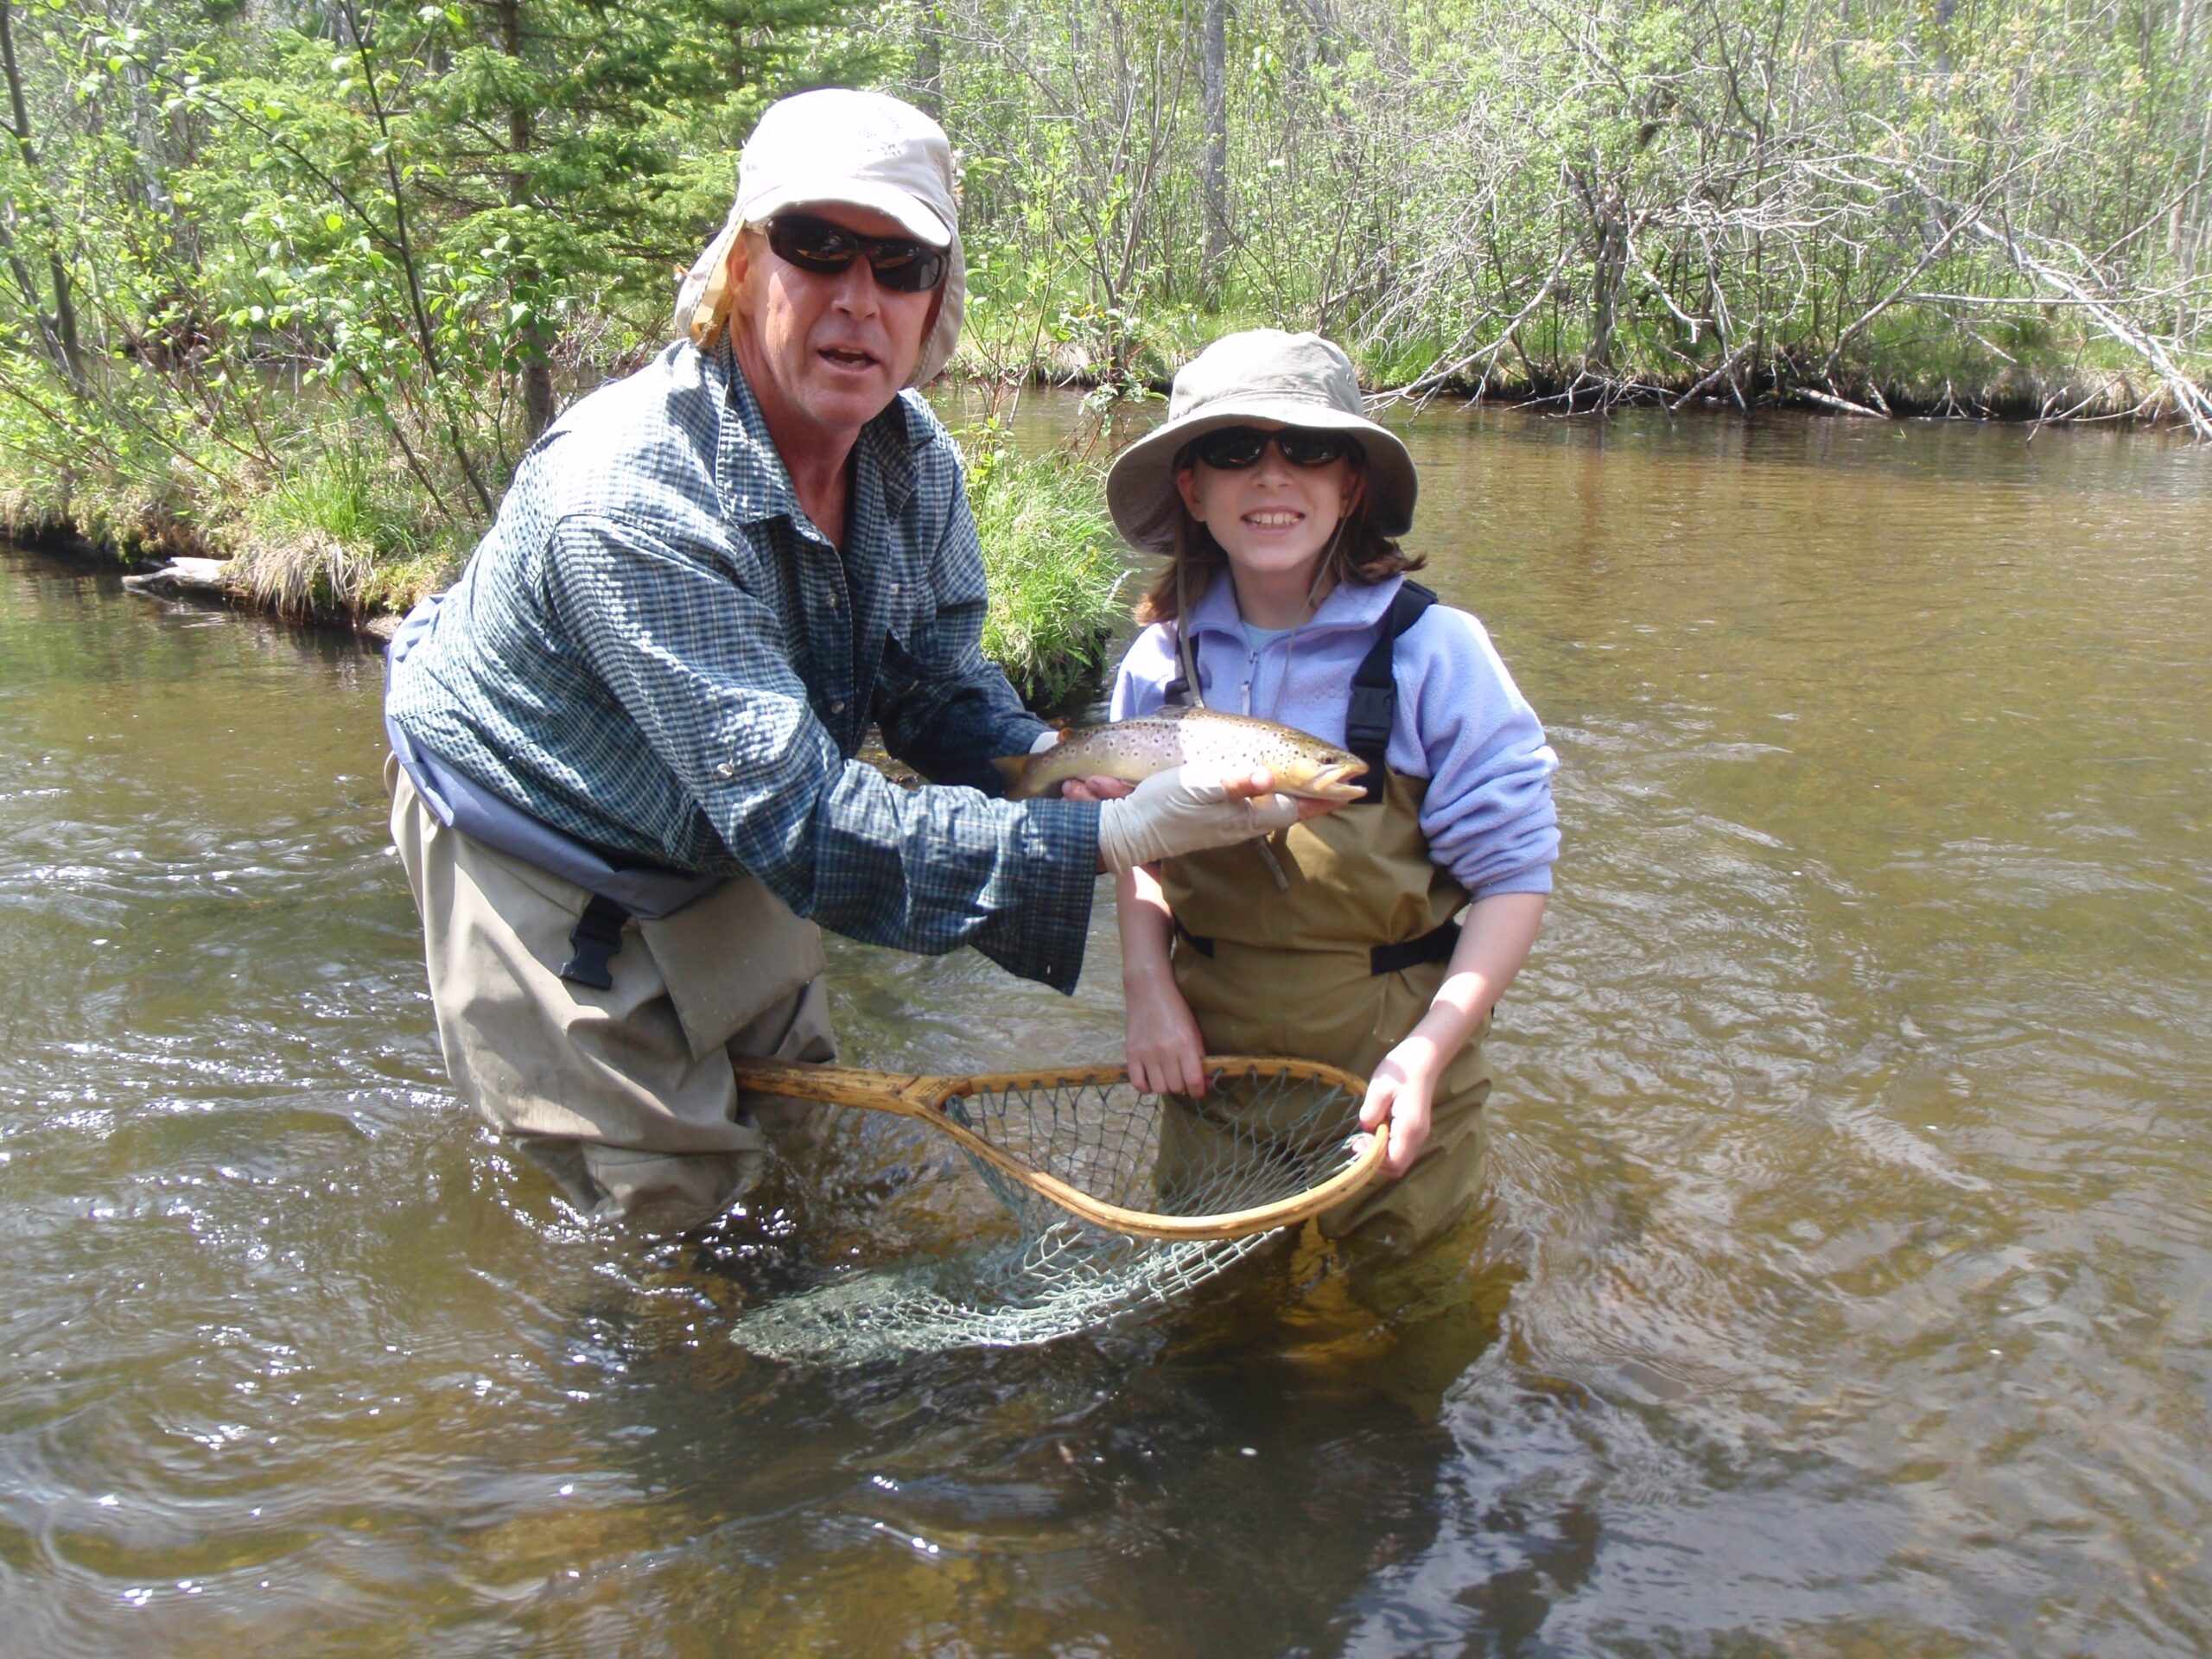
[830,700,846,715]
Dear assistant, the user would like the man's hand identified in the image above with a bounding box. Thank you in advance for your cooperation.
[1059,775,1135,802]
[1078,767,1343,873]
[1065,768,1339,818]
[1092,766,1313,874]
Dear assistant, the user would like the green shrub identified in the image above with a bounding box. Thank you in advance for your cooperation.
[963,428,1130,713]
[0,368,211,561]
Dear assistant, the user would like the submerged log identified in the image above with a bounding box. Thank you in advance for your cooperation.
[120,556,234,597]
[1796,387,1886,418]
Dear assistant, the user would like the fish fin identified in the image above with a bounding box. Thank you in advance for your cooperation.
[993,753,1052,800]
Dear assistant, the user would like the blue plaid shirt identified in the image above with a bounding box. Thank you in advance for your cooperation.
[385,339,1100,992]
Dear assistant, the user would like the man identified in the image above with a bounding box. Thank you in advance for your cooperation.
[384,89,1303,1227]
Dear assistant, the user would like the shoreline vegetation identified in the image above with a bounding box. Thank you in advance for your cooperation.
[0,395,1140,711]
[5,352,2202,716]
[3,0,2208,699]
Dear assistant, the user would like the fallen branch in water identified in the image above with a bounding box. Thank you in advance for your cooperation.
[1669,343,1754,413]
[1965,222,2212,442]
[1374,243,1573,410]
[119,556,232,598]
[1797,387,1885,418]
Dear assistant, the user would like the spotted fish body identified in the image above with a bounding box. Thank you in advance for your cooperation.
[999,706,1369,802]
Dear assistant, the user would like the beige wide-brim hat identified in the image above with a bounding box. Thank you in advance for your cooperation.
[1105,329,1416,553]
[672,89,965,387]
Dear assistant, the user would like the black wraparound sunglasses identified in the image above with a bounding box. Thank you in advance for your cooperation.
[1189,425,1357,471]
[765,213,948,293]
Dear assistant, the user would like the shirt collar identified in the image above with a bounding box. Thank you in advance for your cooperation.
[1183,566,1405,645]
[708,340,924,530]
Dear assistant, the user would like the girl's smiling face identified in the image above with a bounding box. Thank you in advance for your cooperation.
[1175,423,1364,626]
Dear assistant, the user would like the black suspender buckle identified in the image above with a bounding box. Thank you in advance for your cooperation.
[559,893,632,991]
[1173,920,1217,957]
[1343,683,1396,751]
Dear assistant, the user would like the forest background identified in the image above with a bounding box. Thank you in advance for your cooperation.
[0,0,2206,698]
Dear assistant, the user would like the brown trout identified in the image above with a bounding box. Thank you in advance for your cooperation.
[995,706,1369,802]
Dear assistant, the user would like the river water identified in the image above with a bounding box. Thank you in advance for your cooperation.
[2,404,2208,1656]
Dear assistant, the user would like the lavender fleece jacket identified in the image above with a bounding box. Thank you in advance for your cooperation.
[1109,573,1560,900]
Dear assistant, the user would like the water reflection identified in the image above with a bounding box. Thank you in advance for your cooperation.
[2,402,2209,1654]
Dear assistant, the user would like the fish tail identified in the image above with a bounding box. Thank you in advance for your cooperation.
[994,728,1080,800]
[990,753,1037,798]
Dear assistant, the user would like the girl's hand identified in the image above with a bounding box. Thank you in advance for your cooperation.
[1360,893,1547,1179]
[1126,974,1208,1097]
[1360,1033,1446,1176]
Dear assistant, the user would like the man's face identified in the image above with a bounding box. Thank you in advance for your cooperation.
[725,204,944,453]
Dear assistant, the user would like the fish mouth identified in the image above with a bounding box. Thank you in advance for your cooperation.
[1291,760,1370,802]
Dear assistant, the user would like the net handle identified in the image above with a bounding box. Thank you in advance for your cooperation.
[729,1056,1387,1242]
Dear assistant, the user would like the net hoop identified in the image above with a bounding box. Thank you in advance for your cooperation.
[732,1055,1381,1241]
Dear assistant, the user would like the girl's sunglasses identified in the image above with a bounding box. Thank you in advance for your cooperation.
[765,214,948,293]
[1189,426,1356,470]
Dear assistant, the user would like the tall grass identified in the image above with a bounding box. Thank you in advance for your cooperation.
[232,440,463,619]
[963,430,1130,712]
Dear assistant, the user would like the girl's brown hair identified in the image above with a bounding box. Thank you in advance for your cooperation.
[1131,442,1425,626]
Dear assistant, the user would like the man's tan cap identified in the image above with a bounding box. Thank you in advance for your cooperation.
[673,90,965,385]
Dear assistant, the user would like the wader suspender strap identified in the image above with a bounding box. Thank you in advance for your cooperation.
[560,893,632,991]
[1162,561,1207,709]
[1161,629,1200,708]
[1172,578,1459,975]
[1345,579,1458,967]
[1345,580,1437,804]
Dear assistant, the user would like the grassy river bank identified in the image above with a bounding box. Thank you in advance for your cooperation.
[5,0,2207,709]
[0,388,1129,712]
[4,340,2203,715]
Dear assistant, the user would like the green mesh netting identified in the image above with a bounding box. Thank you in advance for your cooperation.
[729,1066,1364,1361]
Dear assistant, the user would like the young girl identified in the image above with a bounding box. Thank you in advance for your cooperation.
[1089,330,1558,1251]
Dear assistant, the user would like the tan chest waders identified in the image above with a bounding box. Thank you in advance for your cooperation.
[1158,582,1491,1252]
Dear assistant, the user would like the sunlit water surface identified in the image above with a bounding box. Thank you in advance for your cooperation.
[2,404,2209,1656]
